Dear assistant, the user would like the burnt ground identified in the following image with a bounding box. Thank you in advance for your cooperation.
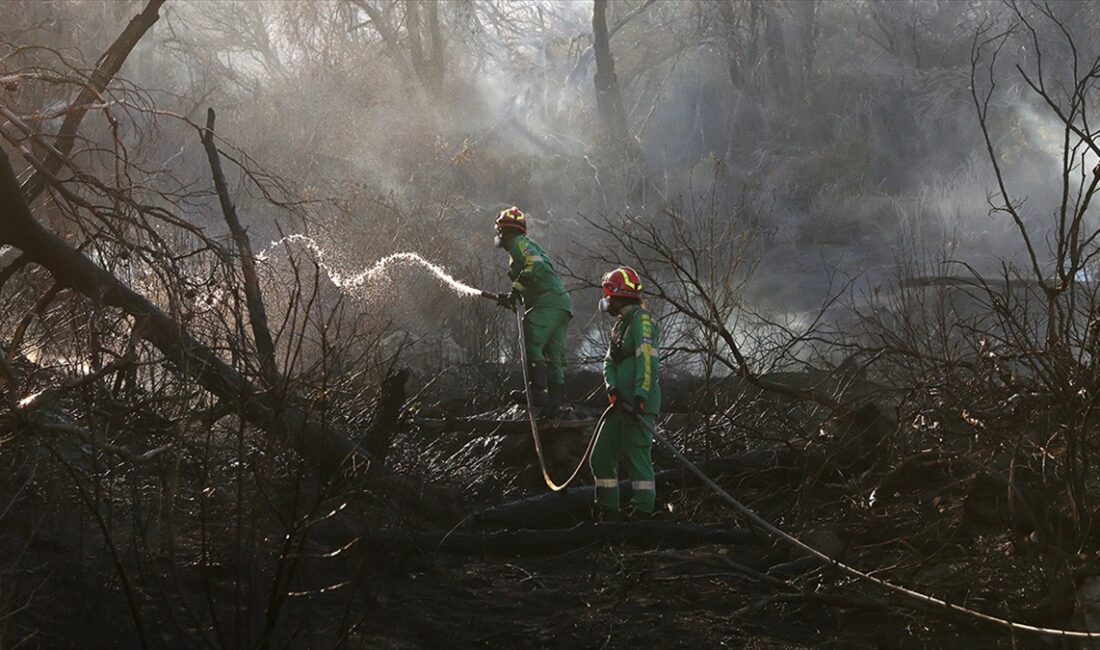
[0,506,1040,649]
[343,407,1037,649]
[0,401,1080,649]
[347,520,1021,649]
[357,547,918,649]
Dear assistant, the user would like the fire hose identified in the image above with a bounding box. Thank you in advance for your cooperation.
[617,401,1100,640]
[481,290,608,491]
[482,289,1098,638]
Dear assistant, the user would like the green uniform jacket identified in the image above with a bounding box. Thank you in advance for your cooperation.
[604,304,661,415]
[507,235,573,314]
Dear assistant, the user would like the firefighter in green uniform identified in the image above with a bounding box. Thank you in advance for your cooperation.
[591,266,661,517]
[493,207,573,415]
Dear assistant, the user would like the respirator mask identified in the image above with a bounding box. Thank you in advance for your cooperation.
[598,296,611,314]
[494,234,503,248]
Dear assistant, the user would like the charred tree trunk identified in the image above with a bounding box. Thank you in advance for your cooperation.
[353,1,443,98]
[350,0,419,100]
[405,0,425,85]
[405,0,445,97]
[20,0,166,203]
[363,367,409,462]
[797,0,818,103]
[200,108,280,388]
[477,450,800,529]
[351,0,405,67]
[592,0,646,203]
[764,2,790,104]
[592,0,632,146]
[718,1,744,89]
[424,0,445,94]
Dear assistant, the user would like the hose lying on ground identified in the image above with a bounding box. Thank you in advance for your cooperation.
[488,289,1098,637]
[513,303,609,491]
[619,403,1100,640]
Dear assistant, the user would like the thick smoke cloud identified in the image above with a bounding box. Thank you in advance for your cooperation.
[5,0,1098,372]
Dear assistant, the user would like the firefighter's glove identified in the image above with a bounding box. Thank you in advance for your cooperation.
[495,292,515,310]
[611,387,638,411]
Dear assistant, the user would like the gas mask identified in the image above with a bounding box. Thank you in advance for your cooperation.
[598,296,612,314]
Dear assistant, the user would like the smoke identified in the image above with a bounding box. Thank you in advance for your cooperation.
[11,0,1100,376]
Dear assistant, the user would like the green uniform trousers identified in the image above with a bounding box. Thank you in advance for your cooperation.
[590,409,656,513]
[524,306,571,385]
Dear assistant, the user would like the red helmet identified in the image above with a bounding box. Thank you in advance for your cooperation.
[495,206,527,234]
[602,266,643,299]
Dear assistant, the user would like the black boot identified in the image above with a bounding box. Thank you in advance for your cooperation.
[539,382,565,419]
[511,361,548,408]
[529,361,548,407]
[548,382,565,408]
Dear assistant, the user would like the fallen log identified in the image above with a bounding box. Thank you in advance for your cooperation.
[407,416,599,436]
[477,449,801,529]
[368,521,758,555]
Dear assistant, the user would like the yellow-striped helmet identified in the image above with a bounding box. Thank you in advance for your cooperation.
[601,266,643,299]
[495,206,527,234]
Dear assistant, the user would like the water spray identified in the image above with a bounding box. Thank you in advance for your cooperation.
[260,238,597,491]
[257,234,500,300]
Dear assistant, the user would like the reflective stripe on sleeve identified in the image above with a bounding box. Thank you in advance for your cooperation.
[595,479,619,488]
[631,480,656,491]
[513,281,526,291]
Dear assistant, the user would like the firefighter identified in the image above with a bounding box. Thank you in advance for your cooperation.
[591,266,661,518]
[494,207,573,415]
